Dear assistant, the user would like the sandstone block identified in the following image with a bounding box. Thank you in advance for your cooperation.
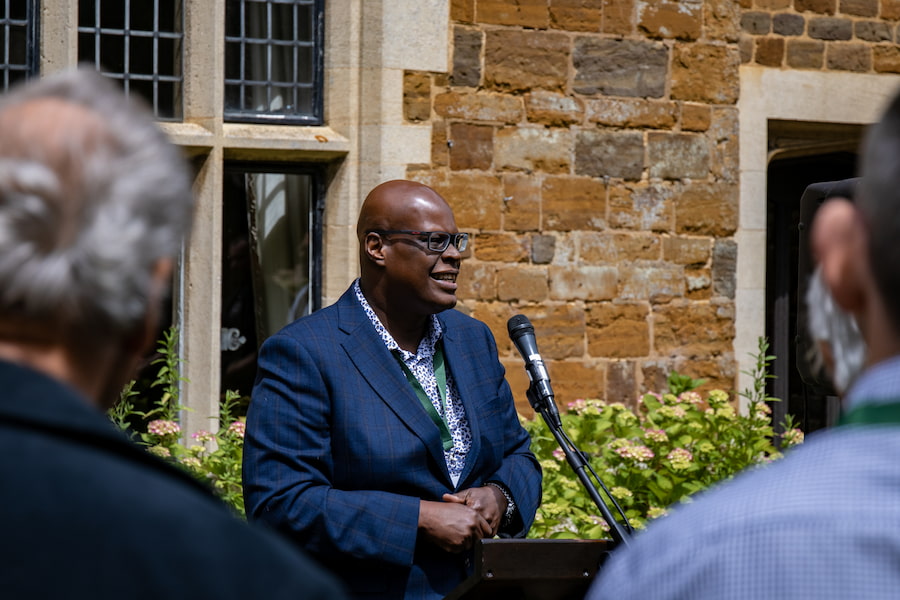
[740,34,754,63]
[639,0,702,40]
[573,37,668,98]
[685,267,712,299]
[532,234,556,264]
[682,103,711,132]
[741,11,772,34]
[452,27,482,87]
[549,0,603,32]
[787,39,825,68]
[484,30,570,92]
[525,91,585,126]
[542,175,608,231]
[451,0,476,22]
[580,231,661,263]
[470,301,517,355]
[704,0,742,42]
[602,0,636,35]
[479,0,550,28]
[648,132,710,180]
[498,266,550,302]
[874,45,900,73]
[672,43,740,104]
[517,304,586,359]
[826,43,872,71]
[544,360,606,408]
[549,265,619,301]
[412,171,504,230]
[575,129,644,181]
[495,126,571,173]
[458,261,497,302]
[756,36,785,66]
[434,91,523,124]
[808,17,853,40]
[503,174,541,232]
[773,13,805,35]
[586,97,678,129]
[840,0,878,16]
[474,232,530,262]
[640,359,673,394]
[586,303,651,358]
[884,0,900,19]
[618,262,685,303]
[675,181,738,236]
[403,71,431,122]
[608,181,676,232]
[653,299,735,355]
[607,360,637,405]
[712,239,737,298]
[431,120,449,167]
[796,0,837,13]
[663,235,712,265]
[855,21,893,42]
[708,106,740,183]
[757,0,792,8]
[449,123,493,171]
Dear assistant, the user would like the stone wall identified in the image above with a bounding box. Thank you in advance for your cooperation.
[404,0,748,414]
[741,0,900,72]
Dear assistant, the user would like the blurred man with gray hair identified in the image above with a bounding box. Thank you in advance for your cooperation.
[587,88,900,598]
[0,69,344,599]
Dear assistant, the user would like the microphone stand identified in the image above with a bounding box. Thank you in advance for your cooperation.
[527,385,633,548]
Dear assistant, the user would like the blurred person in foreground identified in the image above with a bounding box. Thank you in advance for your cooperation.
[0,69,345,599]
[587,90,900,599]
[243,179,542,599]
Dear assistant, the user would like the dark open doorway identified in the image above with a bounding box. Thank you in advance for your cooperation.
[765,119,863,436]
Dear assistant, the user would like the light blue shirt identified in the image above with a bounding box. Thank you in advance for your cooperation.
[587,358,900,599]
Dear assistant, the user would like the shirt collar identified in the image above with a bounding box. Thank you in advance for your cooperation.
[845,355,900,410]
[352,279,443,360]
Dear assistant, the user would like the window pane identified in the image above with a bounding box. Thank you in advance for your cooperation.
[221,166,322,401]
[77,0,184,121]
[0,0,38,90]
[224,0,323,124]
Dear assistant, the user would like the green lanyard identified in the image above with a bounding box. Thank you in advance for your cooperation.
[838,401,900,427]
[393,344,453,451]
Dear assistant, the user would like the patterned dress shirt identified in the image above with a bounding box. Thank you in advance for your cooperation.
[354,280,473,486]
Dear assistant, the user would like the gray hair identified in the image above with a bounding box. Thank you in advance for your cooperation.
[0,69,193,340]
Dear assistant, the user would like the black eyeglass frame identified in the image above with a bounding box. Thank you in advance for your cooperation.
[366,229,469,253]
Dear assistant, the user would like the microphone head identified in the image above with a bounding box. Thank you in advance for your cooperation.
[507,314,534,341]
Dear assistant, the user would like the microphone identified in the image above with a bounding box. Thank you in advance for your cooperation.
[507,314,561,426]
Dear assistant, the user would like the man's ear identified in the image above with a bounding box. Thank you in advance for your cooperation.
[811,198,866,312]
[364,232,387,265]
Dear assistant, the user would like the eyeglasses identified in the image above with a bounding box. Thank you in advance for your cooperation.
[366,229,469,253]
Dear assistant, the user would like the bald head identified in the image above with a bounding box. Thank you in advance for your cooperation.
[357,180,451,241]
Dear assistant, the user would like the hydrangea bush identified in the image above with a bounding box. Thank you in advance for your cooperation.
[108,328,247,516]
[523,339,803,539]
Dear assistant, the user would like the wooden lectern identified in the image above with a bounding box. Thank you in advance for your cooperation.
[444,538,613,600]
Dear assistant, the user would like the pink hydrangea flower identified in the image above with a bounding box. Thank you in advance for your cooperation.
[147,419,180,436]
[227,420,246,438]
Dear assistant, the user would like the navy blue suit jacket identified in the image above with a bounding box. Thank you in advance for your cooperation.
[243,286,542,598]
[0,360,345,599]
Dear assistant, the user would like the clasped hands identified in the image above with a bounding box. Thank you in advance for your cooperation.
[418,485,509,553]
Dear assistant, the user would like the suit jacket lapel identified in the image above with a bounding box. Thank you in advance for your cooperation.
[438,316,484,487]
[335,291,452,484]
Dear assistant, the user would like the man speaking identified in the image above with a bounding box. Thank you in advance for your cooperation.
[243,180,542,599]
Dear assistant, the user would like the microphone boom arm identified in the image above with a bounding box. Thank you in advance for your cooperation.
[527,385,633,548]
